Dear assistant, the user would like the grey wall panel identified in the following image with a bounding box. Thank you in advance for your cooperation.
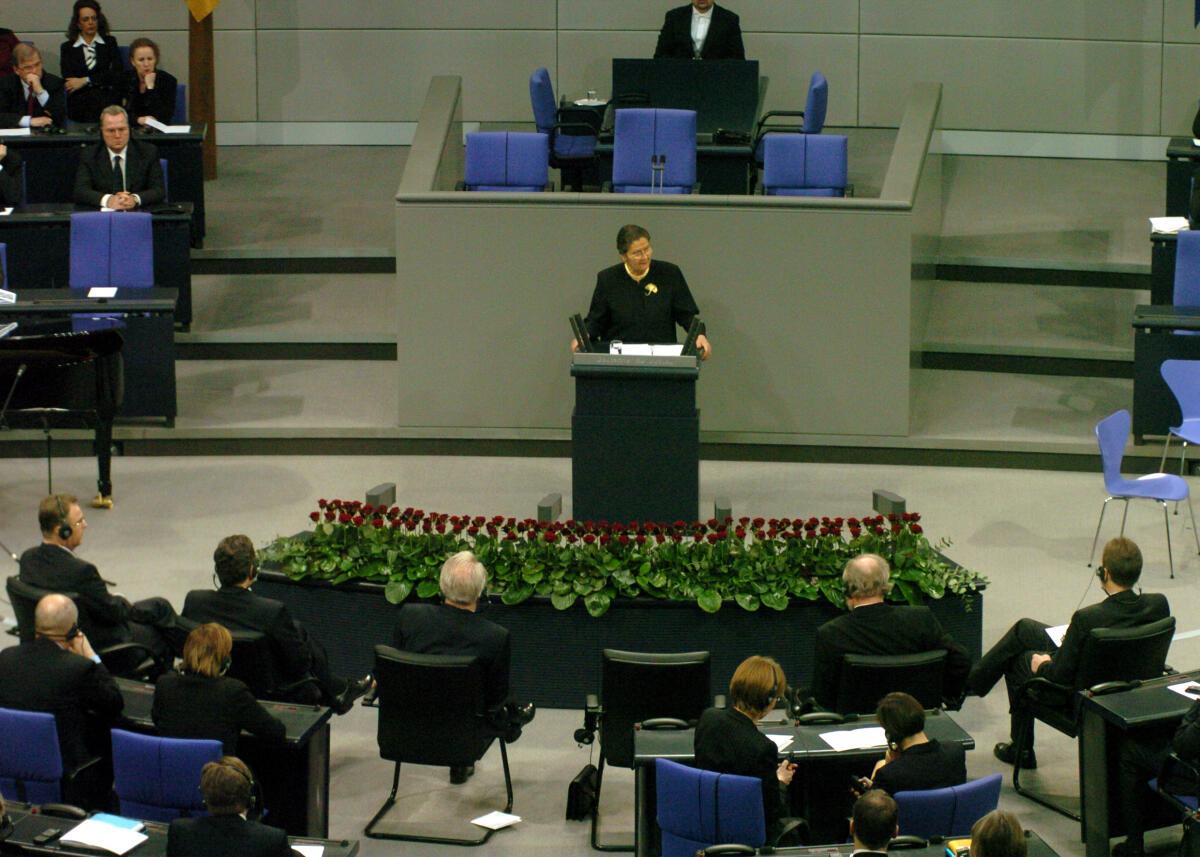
[255,30,555,122]
[861,0,1162,41]
[558,1,684,32]
[1162,44,1200,135]
[211,0,257,32]
[215,30,258,123]
[750,34,857,123]
[1164,0,1200,43]
[860,36,1161,133]
[255,0,557,31]
[557,31,673,101]
[559,0,859,33]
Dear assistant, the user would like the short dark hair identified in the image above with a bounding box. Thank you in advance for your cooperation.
[1102,537,1142,587]
[853,789,898,851]
[971,810,1026,857]
[200,757,253,815]
[616,224,650,254]
[38,494,76,536]
[876,691,925,745]
[214,535,256,587]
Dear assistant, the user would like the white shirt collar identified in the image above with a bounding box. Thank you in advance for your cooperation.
[692,6,713,20]
[73,33,105,48]
[106,146,127,159]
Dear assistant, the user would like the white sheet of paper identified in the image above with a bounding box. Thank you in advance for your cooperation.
[1150,216,1191,234]
[767,733,793,751]
[291,845,325,857]
[0,207,11,216]
[87,287,118,298]
[820,726,887,751]
[471,810,521,830]
[143,117,191,134]
[1193,138,1200,146]
[1044,623,1069,647]
[0,127,31,136]
[0,287,15,304]
[1169,680,1200,700]
[59,818,149,855]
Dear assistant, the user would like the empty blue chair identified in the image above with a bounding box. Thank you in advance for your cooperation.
[111,729,222,822]
[70,211,154,332]
[1175,231,1200,335]
[802,71,828,134]
[804,134,848,197]
[893,775,1001,838]
[529,67,597,191]
[752,71,829,171]
[461,132,549,192]
[1160,359,1200,484]
[611,108,696,194]
[1089,409,1200,578]
[173,83,187,124]
[762,134,848,197]
[656,758,766,857]
[0,708,67,804]
[761,134,806,196]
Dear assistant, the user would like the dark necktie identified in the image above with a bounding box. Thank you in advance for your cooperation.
[112,155,124,193]
[25,86,33,116]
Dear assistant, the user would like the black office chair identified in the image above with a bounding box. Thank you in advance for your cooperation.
[834,649,949,715]
[575,649,712,852]
[5,575,160,680]
[365,645,513,845]
[1011,616,1176,819]
[227,629,322,706]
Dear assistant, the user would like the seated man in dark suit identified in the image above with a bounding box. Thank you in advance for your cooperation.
[73,104,164,210]
[183,534,371,715]
[654,0,744,60]
[167,756,291,857]
[19,493,182,669]
[849,789,899,857]
[393,550,536,783]
[810,553,971,711]
[0,44,65,129]
[966,536,1170,769]
[0,593,123,808]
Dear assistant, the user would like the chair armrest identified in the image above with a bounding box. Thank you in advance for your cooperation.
[639,717,689,730]
[552,119,601,139]
[1088,680,1140,697]
[1160,751,1200,795]
[889,835,931,850]
[39,803,88,820]
[699,845,757,857]
[797,711,845,725]
[454,180,466,191]
[1016,674,1075,708]
[767,816,809,847]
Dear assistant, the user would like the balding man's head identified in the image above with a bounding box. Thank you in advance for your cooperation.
[843,553,892,602]
[34,593,79,639]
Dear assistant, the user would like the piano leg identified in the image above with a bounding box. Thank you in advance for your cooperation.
[93,419,113,508]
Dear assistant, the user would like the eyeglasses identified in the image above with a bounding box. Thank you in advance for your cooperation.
[625,246,652,259]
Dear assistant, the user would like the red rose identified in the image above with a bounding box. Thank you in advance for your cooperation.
[505,532,517,541]
[317,499,327,509]
[351,515,364,526]
[735,528,746,538]
[422,521,432,532]
[618,534,630,546]
[474,516,485,527]
[752,517,765,528]
[309,511,319,522]
[543,532,556,543]
[850,526,861,537]
[706,533,719,544]
[391,520,403,529]
[910,523,923,534]
[707,518,718,528]
[565,533,578,543]
[371,518,383,529]
[362,505,375,515]
[847,517,860,528]
[325,511,335,522]
[338,512,351,524]
[468,526,479,536]
[583,533,596,545]
[892,524,902,534]
[739,516,750,526]
[435,522,446,534]
[599,534,611,545]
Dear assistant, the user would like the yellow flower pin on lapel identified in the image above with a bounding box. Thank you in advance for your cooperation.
[644,283,658,295]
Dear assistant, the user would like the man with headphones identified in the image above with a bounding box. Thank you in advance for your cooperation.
[166,756,290,857]
[965,537,1170,769]
[18,494,182,671]
[0,593,123,808]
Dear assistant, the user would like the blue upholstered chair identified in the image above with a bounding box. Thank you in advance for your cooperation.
[762,134,848,197]
[802,71,828,135]
[752,71,829,181]
[655,758,766,857]
[173,83,187,124]
[0,708,67,804]
[1089,409,1200,579]
[1175,230,1200,335]
[893,774,1001,838]
[529,67,598,191]
[110,729,223,822]
[1159,360,1200,490]
[461,132,550,192]
[69,211,154,332]
[610,108,696,194]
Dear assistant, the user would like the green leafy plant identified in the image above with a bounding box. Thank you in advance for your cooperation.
[258,501,987,617]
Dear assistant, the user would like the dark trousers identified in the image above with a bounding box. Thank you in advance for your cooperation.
[1118,733,1170,847]
[966,618,1056,744]
[297,625,348,704]
[128,596,185,665]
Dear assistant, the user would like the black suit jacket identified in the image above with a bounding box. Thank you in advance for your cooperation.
[183,587,313,684]
[654,5,745,60]
[694,706,785,826]
[870,739,966,795]
[393,602,511,707]
[1040,589,1170,687]
[121,68,178,126]
[167,815,292,857]
[19,543,136,651]
[584,259,703,344]
[0,148,22,207]
[60,36,124,124]
[812,602,972,710]
[73,138,165,207]
[0,72,66,128]
[0,638,123,770]
[152,671,286,754]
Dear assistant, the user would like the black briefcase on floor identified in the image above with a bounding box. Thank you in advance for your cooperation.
[566,763,599,821]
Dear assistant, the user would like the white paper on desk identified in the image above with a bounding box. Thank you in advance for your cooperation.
[1150,216,1191,234]
[59,818,149,855]
[0,207,11,216]
[0,127,31,136]
[1168,680,1200,700]
[88,287,118,298]
[1044,623,1069,647]
[471,810,521,830]
[573,99,607,107]
[608,343,684,356]
[821,726,887,751]
[143,117,190,134]
[1193,138,1200,147]
[291,845,325,857]
[767,733,793,752]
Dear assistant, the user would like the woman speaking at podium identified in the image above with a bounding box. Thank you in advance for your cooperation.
[571,224,712,359]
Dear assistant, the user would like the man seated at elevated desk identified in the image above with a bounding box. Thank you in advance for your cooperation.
[0,44,66,129]
[73,104,164,211]
[655,0,744,60]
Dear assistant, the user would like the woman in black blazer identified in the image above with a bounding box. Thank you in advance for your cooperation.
[121,37,177,126]
[152,622,286,754]
[855,692,966,796]
[60,0,123,124]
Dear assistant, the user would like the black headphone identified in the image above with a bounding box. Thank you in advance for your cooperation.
[1096,564,1107,583]
[210,759,258,816]
[219,656,231,676]
[55,495,73,542]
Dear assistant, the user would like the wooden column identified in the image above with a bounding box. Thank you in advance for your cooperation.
[187,12,216,179]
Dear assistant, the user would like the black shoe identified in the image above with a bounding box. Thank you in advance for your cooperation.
[993,742,1037,769]
[449,765,474,785]
[509,702,536,727]
[333,674,373,714]
[1112,840,1145,857]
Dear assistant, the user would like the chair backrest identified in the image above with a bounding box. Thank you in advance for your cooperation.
[1161,360,1200,424]
[69,212,114,289]
[656,758,766,857]
[894,774,1001,838]
[1095,409,1132,490]
[835,649,947,715]
[612,108,697,193]
[762,133,847,197]
[227,630,290,701]
[111,728,222,822]
[761,134,805,195]
[173,83,187,124]
[0,707,64,804]
[159,157,169,203]
[463,131,549,191]
[803,134,847,196]
[802,71,828,134]
[373,645,498,768]
[529,67,557,135]
[1073,616,1175,691]
[69,212,154,289]
[6,575,81,643]
[599,649,711,769]
[1175,230,1200,307]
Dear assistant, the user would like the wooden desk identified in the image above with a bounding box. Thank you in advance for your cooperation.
[116,677,335,838]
